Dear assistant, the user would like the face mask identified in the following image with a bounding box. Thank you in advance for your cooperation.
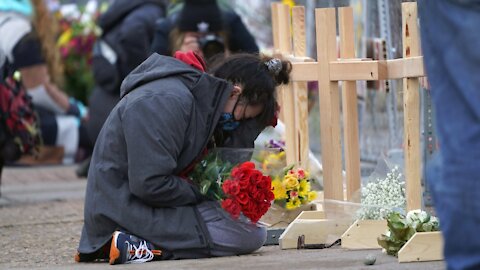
[218,112,240,131]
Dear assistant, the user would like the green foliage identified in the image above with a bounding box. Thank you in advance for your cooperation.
[188,152,234,200]
[377,210,440,256]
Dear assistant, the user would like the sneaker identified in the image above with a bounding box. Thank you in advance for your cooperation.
[109,231,162,265]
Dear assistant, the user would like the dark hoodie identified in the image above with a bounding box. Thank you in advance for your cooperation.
[87,0,166,146]
[79,54,233,258]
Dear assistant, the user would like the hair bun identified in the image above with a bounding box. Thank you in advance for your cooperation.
[264,58,283,76]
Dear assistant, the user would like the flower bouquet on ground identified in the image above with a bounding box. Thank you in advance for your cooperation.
[377,209,440,256]
[356,165,406,220]
[271,165,317,210]
[188,149,275,223]
[258,164,319,228]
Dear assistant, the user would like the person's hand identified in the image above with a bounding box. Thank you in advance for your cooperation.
[180,32,203,57]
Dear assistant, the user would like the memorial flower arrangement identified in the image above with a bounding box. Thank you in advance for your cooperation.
[57,3,101,103]
[188,151,275,223]
[377,209,440,256]
[271,165,317,210]
[357,166,406,220]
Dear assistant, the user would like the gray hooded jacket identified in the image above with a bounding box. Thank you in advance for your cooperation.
[78,54,235,258]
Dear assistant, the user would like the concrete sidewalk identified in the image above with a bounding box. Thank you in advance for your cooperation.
[0,165,445,270]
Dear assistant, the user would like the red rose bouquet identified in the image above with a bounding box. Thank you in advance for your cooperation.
[188,150,275,223]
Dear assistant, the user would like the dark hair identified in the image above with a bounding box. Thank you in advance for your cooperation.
[210,53,292,126]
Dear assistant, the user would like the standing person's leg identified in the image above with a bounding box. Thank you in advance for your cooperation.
[197,200,267,257]
[419,1,480,269]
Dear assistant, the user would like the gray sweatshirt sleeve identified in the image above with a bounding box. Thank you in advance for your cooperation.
[122,93,203,207]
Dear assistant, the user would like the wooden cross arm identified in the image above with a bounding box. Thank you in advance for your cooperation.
[290,56,425,82]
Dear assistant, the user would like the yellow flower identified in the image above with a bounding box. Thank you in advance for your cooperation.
[282,0,295,8]
[298,179,311,195]
[286,198,302,210]
[58,29,72,47]
[271,178,287,200]
[307,191,317,201]
[262,152,286,173]
[283,174,299,189]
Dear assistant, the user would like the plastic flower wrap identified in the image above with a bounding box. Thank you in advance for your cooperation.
[377,209,440,256]
[188,149,275,223]
[271,165,317,210]
[356,166,406,220]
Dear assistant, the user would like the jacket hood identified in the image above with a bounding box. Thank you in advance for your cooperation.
[98,0,166,33]
[120,53,231,99]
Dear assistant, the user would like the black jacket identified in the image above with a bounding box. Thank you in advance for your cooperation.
[87,0,166,144]
[151,10,259,56]
[97,0,167,79]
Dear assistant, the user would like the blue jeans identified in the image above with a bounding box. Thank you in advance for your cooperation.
[418,1,480,269]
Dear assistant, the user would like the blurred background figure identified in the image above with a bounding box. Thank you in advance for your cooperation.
[83,0,166,176]
[0,0,89,165]
[151,0,259,63]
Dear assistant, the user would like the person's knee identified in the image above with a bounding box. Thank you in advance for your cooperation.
[243,226,267,253]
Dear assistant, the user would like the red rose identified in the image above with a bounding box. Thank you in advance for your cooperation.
[222,180,240,196]
[265,190,275,201]
[240,162,255,170]
[252,189,265,202]
[238,171,252,186]
[236,192,249,205]
[256,175,272,190]
[221,198,241,219]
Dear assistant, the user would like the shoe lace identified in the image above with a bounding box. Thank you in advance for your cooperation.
[126,240,154,263]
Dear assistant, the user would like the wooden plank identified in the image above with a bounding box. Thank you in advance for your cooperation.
[271,2,284,122]
[341,219,387,249]
[316,8,344,202]
[292,6,309,167]
[338,7,361,202]
[293,57,424,81]
[387,56,425,79]
[279,218,352,249]
[398,232,444,262]
[329,60,387,81]
[271,2,280,51]
[277,4,296,165]
[278,4,292,55]
[296,210,325,220]
[402,2,422,211]
[291,62,319,81]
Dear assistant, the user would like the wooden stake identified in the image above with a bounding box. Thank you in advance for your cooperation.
[292,6,309,167]
[338,7,361,201]
[277,4,297,165]
[271,3,284,122]
[316,8,344,201]
[271,2,280,52]
[402,2,422,211]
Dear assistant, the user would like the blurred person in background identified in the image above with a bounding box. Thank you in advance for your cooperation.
[151,0,259,64]
[0,0,89,165]
[81,0,167,177]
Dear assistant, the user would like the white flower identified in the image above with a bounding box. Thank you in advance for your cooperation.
[357,166,406,220]
[406,209,430,226]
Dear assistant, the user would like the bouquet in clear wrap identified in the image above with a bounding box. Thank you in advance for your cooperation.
[188,148,275,223]
[356,160,406,220]
[271,165,317,210]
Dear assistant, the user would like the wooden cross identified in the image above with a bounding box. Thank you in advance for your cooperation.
[271,2,424,211]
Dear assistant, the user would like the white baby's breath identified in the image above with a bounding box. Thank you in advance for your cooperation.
[357,166,406,220]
